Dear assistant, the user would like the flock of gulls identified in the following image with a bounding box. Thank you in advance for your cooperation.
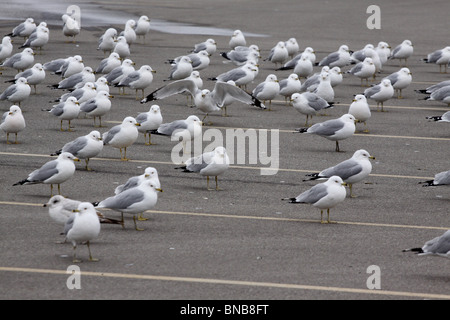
[0,8,449,263]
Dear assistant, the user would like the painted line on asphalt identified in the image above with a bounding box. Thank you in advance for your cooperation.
[0,267,449,300]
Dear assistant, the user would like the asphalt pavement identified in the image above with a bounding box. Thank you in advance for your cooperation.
[0,0,449,302]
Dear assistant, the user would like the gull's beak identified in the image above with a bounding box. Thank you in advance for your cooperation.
[369,156,376,160]
[342,182,348,186]
[135,123,141,126]
[8,112,13,115]
[72,209,80,212]
[109,95,114,98]
[73,157,80,162]
[156,188,163,192]
[152,70,156,73]
[144,174,150,178]
[98,137,103,141]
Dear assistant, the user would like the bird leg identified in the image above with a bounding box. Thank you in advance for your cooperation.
[6,133,10,144]
[86,241,99,262]
[72,244,82,263]
[215,176,221,191]
[85,158,92,171]
[320,210,324,223]
[335,141,340,152]
[133,215,145,231]
[327,209,337,224]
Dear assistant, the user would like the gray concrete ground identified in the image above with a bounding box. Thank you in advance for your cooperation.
[0,0,449,301]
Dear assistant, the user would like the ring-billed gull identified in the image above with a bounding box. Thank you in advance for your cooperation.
[55,55,84,78]
[293,55,314,79]
[388,40,413,66]
[304,149,375,198]
[220,45,260,66]
[402,230,450,259]
[44,96,80,131]
[97,28,117,55]
[167,56,193,81]
[318,45,351,68]
[135,15,151,43]
[382,67,412,99]
[94,77,110,93]
[300,67,330,92]
[346,57,376,87]
[62,14,80,43]
[103,116,141,161]
[295,114,356,152]
[422,46,450,73]
[96,52,121,74]
[252,74,280,110]
[279,74,301,105]
[94,180,163,231]
[51,130,104,171]
[7,63,45,94]
[277,47,316,71]
[113,36,131,59]
[426,111,450,123]
[422,85,450,107]
[183,71,203,106]
[348,94,371,132]
[285,38,300,58]
[168,50,210,71]
[176,146,230,191]
[192,38,217,55]
[64,202,101,263]
[1,105,25,144]
[291,92,333,126]
[136,104,163,145]
[420,169,450,187]
[55,82,97,104]
[79,90,113,127]
[114,167,160,221]
[0,36,13,64]
[313,72,334,103]
[19,23,49,51]
[209,62,258,90]
[116,65,156,99]
[1,48,35,72]
[105,59,136,92]
[415,80,450,95]
[364,79,394,112]
[0,77,31,107]
[282,176,347,224]
[375,41,391,65]
[50,66,95,91]
[229,30,246,49]
[7,18,36,39]
[265,41,289,67]
[121,19,136,45]
[13,152,79,196]
[141,79,265,123]
[350,44,375,63]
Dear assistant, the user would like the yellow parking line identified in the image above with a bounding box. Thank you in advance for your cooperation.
[0,267,449,299]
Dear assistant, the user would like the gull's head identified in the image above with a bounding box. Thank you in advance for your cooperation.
[328,175,346,187]
[266,74,278,82]
[290,92,301,103]
[150,104,160,113]
[122,116,139,127]
[381,79,392,87]
[400,67,412,76]
[73,202,96,215]
[43,195,65,208]
[89,130,102,141]
[8,105,22,115]
[144,167,158,179]
[353,149,375,161]
[403,40,413,47]
[59,152,80,162]
[364,57,374,65]
[339,45,350,52]
[289,73,300,81]
[341,113,357,123]
[186,115,202,126]
[352,94,367,103]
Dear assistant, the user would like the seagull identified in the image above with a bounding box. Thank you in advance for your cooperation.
[94,180,163,231]
[105,58,135,91]
[252,74,280,110]
[113,36,131,59]
[388,40,413,66]
[293,55,314,79]
[7,63,45,94]
[415,80,450,95]
[94,76,110,93]
[282,176,347,224]
[220,45,260,66]
[364,79,394,112]
[168,50,210,71]
[192,38,217,55]
[295,114,356,152]
[7,18,36,39]
[19,23,49,52]
[318,45,351,68]
[116,65,156,99]
[346,57,376,87]
[426,111,450,123]
[402,230,450,259]
[423,46,450,73]
[79,90,113,128]
[176,146,230,190]
[141,79,265,124]
[51,130,104,171]
[0,105,26,144]
[49,66,95,91]
[420,169,450,187]
[55,55,84,78]
[121,19,136,45]
[209,63,258,90]
[134,15,151,43]
[279,73,302,105]
[382,67,412,99]
[348,94,371,132]
[300,67,330,92]
[55,81,97,104]
[285,38,300,58]
[1,48,35,72]
[229,30,246,49]
[96,52,121,74]
[0,77,31,106]
[62,14,80,42]
[277,47,316,71]
[136,104,163,145]
[313,72,335,103]
[64,202,101,263]
[44,96,80,131]
[265,41,289,67]
[375,41,391,65]
[102,116,141,161]
[304,149,375,197]
[13,152,80,196]
[0,36,13,65]
[422,85,450,107]
[97,28,117,55]
[291,92,333,126]
[167,56,193,81]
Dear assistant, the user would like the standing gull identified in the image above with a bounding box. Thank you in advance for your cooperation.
[265,41,289,68]
[7,63,45,94]
[64,202,101,263]
[19,23,49,52]
[364,79,394,112]
[136,104,163,145]
[116,65,156,99]
[55,81,97,104]
[209,63,258,90]
[295,114,356,152]
[167,56,193,81]
[96,52,121,74]
[285,38,300,58]
[176,146,230,191]
[388,40,413,66]
[318,45,351,68]
[44,96,80,131]
[51,130,104,171]
[383,67,412,99]
[422,85,450,107]
[252,74,280,110]
[346,57,376,87]
[1,48,35,72]
[0,36,13,65]
[62,14,80,42]
[402,230,450,259]
[121,19,136,45]
[113,36,131,59]
[79,90,113,128]
[229,30,246,49]
[282,176,347,224]
[13,152,79,196]
[1,105,26,144]
[279,73,301,105]
[291,92,333,126]
[348,94,371,132]
[135,15,151,43]
[54,55,84,78]
[7,18,36,39]
[192,38,217,55]
[313,72,335,103]
[0,77,31,106]
[97,28,117,55]
[105,58,136,92]
[423,46,450,73]
[102,116,140,161]
[293,55,314,79]
[305,149,375,197]
[50,66,95,91]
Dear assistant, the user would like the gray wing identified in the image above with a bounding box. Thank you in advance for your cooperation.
[28,160,59,182]
[427,50,442,63]
[157,119,188,135]
[103,125,121,145]
[304,93,329,111]
[98,189,145,210]
[151,79,198,100]
[434,170,450,185]
[212,81,256,107]
[390,45,402,58]
[351,50,366,62]
[1,111,8,124]
[17,69,33,79]
[62,137,88,156]
[348,63,363,75]
[384,73,399,86]
[430,86,450,100]
[119,71,140,86]
[194,43,207,52]
[184,152,213,173]
[80,98,98,113]
[320,159,363,180]
[319,52,339,66]
[189,54,201,69]
[217,68,247,82]
[300,73,320,91]
[96,59,108,73]
[308,119,345,136]
[63,214,76,235]
[135,113,148,123]
[0,85,17,99]
[364,84,381,98]
[295,183,329,204]
[116,176,140,194]
[58,73,83,89]
[105,67,123,82]
[278,79,288,91]
[49,103,65,116]
[252,82,265,97]
[422,230,450,254]
[44,59,66,72]
[282,54,302,69]
[12,23,26,36]
[21,32,37,47]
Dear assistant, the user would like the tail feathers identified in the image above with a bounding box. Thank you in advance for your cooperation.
[303,173,324,181]
[275,66,292,71]
[207,77,218,81]
[13,179,30,186]
[426,116,441,122]
[415,89,429,94]
[4,79,16,83]
[140,92,157,104]
[402,247,424,253]
[220,52,230,60]
[281,197,298,203]
[50,149,62,156]
[420,180,436,187]
[294,127,309,133]
[92,201,100,207]
[251,95,266,109]
[325,102,334,109]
